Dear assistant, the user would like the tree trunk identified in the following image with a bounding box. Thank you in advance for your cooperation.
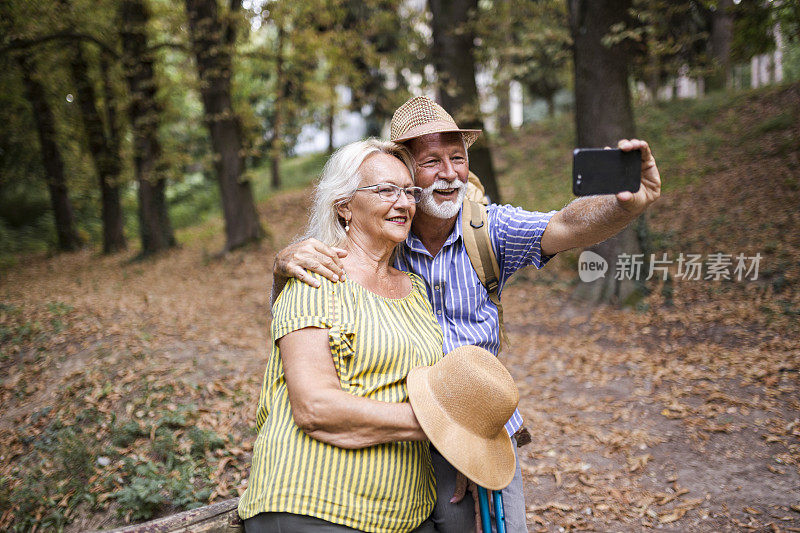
[119,0,176,256]
[708,0,734,91]
[428,0,501,204]
[326,99,335,155]
[16,55,83,252]
[567,0,646,306]
[646,48,660,102]
[68,42,127,254]
[185,0,263,250]
[99,56,122,172]
[545,91,556,117]
[271,23,285,190]
[496,79,511,132]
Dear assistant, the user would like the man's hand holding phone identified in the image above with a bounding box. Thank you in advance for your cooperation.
[573,138,661,216]
[614,139,661,215]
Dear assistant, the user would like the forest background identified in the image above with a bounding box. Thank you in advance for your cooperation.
[1,0,799,531]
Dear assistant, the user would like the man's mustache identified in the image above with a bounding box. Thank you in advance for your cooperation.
[426,180,464,191]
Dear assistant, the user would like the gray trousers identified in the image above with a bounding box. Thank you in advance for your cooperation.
[244,512,436,532]
[430,438,527,533]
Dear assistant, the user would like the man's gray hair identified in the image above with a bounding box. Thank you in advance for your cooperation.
[306,138,416,246]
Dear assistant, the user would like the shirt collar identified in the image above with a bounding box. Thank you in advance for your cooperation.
[403,205,464,257]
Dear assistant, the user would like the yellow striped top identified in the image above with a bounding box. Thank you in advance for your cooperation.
[238,271,443,532]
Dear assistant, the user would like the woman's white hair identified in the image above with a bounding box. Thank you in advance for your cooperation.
[305,138,415,246]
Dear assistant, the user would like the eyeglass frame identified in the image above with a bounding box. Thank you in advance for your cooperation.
[353,183,424,204]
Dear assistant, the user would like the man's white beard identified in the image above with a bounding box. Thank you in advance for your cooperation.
[418,179,466,219]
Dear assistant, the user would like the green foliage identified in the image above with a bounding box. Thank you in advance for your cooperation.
[165,173,220,230]
[102,400,222,521]
[111,420,148,448]
[252,150,330,201]
[113,460,169,522]
[188,427,225,457]
[0,301,74,361]
[7,420,98,532]
[155,405,192,429]
[783,39,800,83]
[501,112,576,212]
[731,1,776,61]
[152,427,178,463]
[46,301,74,316]
[477,0,571,113]
[111,418,221,521]
[7,391,227,529]
[755,112,796,134]
[0,174,57,260]
[473,0,570,120]
[614,0,714,90]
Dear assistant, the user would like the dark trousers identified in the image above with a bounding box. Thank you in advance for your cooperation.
[430,438,527,533]
[244,512,436,533]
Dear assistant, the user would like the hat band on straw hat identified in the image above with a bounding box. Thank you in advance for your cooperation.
[392,120,482,147]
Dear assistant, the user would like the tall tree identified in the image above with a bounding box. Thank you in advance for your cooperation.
[184,0,263,250]
[119,0,176,255]
[51,0,129,254]
[15,54,83,251]
[428,0,501,203]
[709,0,735,91]
[567,0,645,305]
[495,79,511,131]
[270,22,286,189]
[67,40,128,253]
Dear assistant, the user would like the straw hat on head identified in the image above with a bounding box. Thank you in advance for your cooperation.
[407,345,519,490]
[391,96,482,148]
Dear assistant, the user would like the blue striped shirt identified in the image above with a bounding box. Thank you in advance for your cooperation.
[395,203,557,435]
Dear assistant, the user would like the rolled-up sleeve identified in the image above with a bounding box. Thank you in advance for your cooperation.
[489,204,557,280]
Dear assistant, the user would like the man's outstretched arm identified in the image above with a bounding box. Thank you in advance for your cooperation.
[270,239,348,305]
[540,139,661,256]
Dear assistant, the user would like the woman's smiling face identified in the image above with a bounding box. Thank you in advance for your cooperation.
[341,153,416,246]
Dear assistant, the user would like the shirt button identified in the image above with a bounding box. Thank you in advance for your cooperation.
[436,310,442,315]
[434,285,440,290]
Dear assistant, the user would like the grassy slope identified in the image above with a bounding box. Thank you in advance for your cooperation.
[496,83,799,329]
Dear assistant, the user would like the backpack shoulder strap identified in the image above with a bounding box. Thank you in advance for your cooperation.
[461,199,509,349]
[465,171,489,205]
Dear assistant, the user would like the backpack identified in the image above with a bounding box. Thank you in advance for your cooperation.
[462,172,509,348]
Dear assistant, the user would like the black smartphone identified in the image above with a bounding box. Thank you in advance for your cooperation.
[572,148,641,196]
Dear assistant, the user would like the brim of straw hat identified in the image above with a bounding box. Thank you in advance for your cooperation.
[407,365,516,491]
[393,120,482,148]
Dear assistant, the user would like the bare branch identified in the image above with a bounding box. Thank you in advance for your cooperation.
[0,31,119,58]
[145,41,191,54]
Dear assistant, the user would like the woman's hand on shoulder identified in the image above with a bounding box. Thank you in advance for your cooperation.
[274,238,348,288]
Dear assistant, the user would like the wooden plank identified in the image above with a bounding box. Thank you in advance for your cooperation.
[97,498,243,533]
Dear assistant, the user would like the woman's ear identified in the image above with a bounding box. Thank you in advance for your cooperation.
[336,201,351,224]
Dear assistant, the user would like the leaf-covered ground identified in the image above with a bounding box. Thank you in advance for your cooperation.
[1,83,798,532]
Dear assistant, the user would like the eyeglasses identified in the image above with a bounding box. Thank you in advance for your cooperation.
[354,183,424,204]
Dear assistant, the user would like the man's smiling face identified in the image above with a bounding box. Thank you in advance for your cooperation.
[407,132,469,220]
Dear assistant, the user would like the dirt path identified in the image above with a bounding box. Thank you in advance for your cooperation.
[498,293,800,532]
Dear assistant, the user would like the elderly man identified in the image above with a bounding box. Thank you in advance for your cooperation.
[271,96,662,532]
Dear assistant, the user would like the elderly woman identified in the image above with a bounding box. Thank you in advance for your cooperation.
[238,139,443,533]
